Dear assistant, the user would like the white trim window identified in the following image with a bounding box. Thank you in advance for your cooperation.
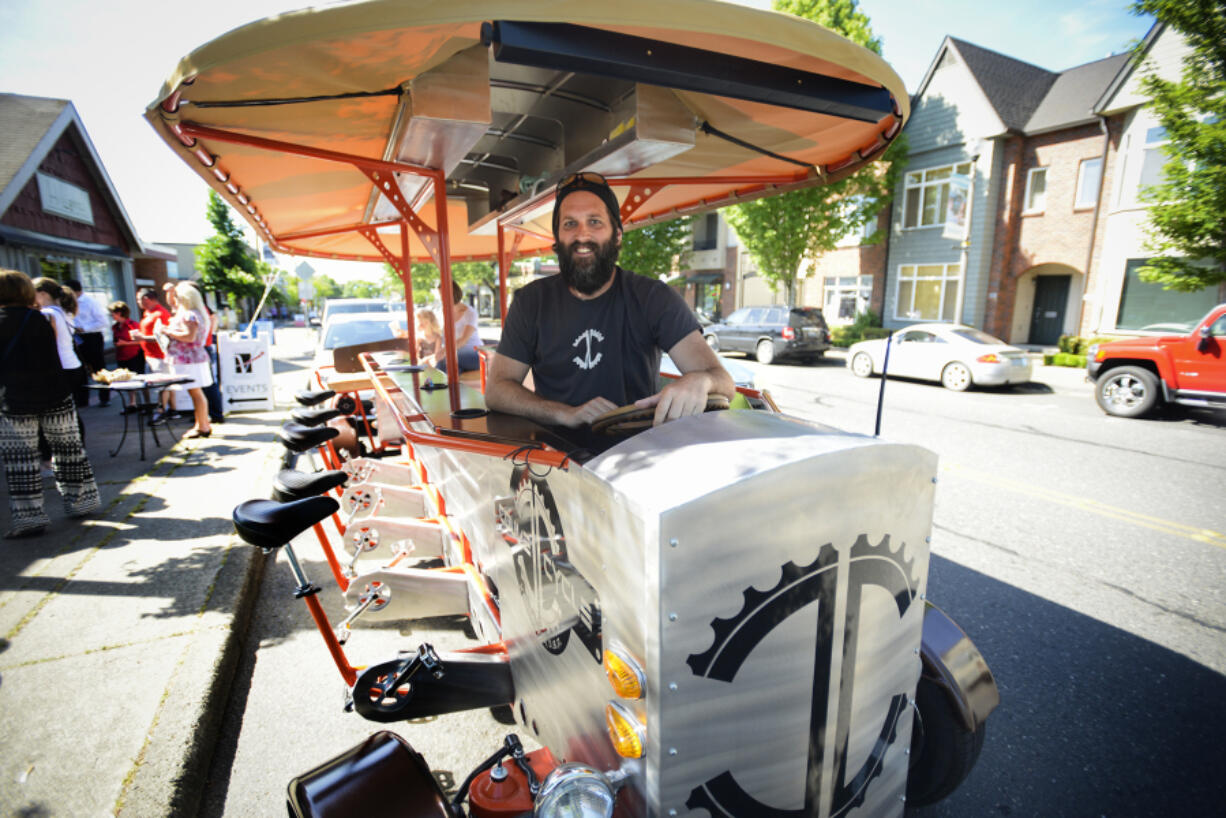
[894,263,960,322]
[1075,157,1103,209]
[823,275,873,323]
[1023,167,1047,213]
[1137,125,1169,192]
[902,162,972,228]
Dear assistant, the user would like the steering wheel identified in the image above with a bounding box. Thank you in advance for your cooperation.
[590,394,730,435]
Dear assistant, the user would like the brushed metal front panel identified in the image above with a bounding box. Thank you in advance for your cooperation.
[402,409,933,817]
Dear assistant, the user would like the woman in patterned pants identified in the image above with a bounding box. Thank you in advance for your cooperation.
[0,269,99,537]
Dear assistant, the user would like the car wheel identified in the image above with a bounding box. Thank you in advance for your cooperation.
[704,334,720,352]
[851,352,874,378]
[755,339,776,365]
[1095,365,1160,418]
[907,676,987,807]
[941,362,972,391]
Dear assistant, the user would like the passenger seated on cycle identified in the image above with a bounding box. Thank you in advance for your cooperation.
[485,172,732,428]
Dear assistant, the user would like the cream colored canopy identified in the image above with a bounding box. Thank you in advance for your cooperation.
[146,0,908,266]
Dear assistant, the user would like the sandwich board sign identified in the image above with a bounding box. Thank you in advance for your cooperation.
[218,330,275,411]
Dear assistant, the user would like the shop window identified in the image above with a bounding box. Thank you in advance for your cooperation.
[823,275,872,323]
[894,263,960,322]
[1116,258,1219,331]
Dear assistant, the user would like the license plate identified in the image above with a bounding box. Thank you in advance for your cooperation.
[1010,357,1027,367]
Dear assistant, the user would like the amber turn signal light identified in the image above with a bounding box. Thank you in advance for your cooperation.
[603,648,645,699]
[605,702,645,759]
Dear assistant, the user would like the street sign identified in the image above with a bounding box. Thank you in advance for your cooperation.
[295,261,315,279]
[217,331,275,411]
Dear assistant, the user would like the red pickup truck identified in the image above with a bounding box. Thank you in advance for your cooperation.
[1087,304,1226,418]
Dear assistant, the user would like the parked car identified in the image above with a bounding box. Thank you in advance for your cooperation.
[703,305,830,364]
[660,352,755,388]
[319,297,403,329]
[313,312,408,372]
[1087,303,1226,418]
[848,323,1033,391]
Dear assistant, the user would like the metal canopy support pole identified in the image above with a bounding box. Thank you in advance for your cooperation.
[400,222,418,365]
[430,172,461,410]
[497,224,508,324]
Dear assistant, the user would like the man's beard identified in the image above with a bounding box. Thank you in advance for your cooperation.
[556,235,619,295]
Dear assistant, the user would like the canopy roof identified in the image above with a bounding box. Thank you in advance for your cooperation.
[146,0,908,265]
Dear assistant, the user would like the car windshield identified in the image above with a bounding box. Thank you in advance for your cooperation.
[950,328,1006,345]
[323,320,405,350]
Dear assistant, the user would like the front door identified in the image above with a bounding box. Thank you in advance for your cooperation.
[1029,275,1070,345]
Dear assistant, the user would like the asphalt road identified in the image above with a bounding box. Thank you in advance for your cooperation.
[740,351,1226,817]
[202,329,1226,817]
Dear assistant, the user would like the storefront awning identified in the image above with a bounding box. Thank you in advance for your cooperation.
[0,224,131,261]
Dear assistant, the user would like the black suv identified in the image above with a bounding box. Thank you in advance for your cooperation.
[703,305,830,364]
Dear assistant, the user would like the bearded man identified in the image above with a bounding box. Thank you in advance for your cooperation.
[486,172,733,428]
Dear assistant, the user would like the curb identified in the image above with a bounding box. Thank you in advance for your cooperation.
[114,434,282,817]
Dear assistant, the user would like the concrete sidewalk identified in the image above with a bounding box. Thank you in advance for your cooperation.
[0,399,284,817]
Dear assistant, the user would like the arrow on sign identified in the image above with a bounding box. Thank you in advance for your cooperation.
[227,397,269,404]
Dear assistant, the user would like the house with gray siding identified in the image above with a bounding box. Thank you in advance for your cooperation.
[887,38,1129,344]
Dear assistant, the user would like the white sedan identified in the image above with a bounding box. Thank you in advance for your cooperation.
[847,323,1033,391]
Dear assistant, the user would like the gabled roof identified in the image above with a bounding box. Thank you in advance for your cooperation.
[1093,21,1164,115]
[1025,52,1130,134]
[949,38,1059,133]
[0,92,144,252]
[0,94,71,198]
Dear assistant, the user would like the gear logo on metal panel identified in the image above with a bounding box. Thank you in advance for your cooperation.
[495,465,602,662]
[686,534,918,817]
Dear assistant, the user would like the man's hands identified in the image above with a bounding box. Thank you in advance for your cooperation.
[558,395,619,428]
[633,373,714,426]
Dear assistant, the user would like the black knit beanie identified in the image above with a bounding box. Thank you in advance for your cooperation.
[552,177,622,238]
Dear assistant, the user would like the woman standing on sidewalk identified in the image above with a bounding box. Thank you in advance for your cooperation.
[161,282,213,439]
[0,270,100,537]
[32,278,87,400]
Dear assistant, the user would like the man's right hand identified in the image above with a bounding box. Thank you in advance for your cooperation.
[557,396,619,428]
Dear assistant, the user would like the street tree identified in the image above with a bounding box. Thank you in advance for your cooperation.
[723,0,907,304]
[195,191,262,302]
[312,274,342,301]
[382,260,497,309]
[1132,0,1226,292]
[620,217,693,278]
[342,280,383,298]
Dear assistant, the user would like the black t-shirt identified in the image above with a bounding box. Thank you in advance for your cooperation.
[497,267,699,407]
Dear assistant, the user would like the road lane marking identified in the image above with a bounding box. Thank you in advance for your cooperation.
[943,463,1226,550]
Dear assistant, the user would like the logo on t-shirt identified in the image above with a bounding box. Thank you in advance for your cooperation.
[571,328,604,370]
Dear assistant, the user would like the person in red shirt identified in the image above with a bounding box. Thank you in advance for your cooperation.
[109,301,146,371]
[133,288,170,374]
[108,300,146,412]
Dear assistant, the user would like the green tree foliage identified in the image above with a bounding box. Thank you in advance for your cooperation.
[723,0,907,304]
[382,260,498,309]
[342,280,383,298]
[1131,0,1226,292]
[619,217,693,278]
[312,274,342,301]
[194,191,262,300]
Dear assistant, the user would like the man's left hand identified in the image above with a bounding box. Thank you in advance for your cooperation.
[634,373,713,426]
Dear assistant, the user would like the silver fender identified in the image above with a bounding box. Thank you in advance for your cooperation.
[920,600,1000,731]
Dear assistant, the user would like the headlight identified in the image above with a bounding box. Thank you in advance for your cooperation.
[533,763,616,818]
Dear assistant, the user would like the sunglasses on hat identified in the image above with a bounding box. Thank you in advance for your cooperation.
[556,171,610,193]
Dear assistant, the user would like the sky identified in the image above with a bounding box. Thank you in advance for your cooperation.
[0,0,1153,282]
